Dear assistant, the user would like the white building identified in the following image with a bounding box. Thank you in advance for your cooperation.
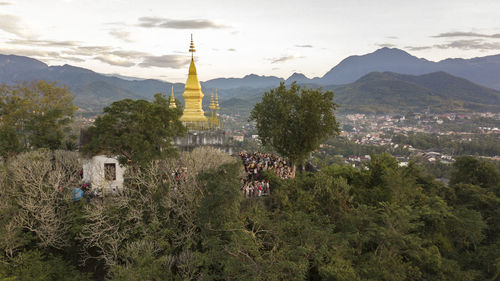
[82,155,126,193]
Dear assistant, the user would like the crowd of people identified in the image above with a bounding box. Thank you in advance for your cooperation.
[239,151,294,198]
[66,152,294,201]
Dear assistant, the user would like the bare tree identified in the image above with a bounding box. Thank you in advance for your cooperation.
[4,150,82,249]
[78,147,237,277]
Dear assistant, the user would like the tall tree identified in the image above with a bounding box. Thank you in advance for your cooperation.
[450,156,500,189]
[249,82,339,171]
[83,94,186,165]
[0,81,76,157]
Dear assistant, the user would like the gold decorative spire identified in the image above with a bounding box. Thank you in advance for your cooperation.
[169,85,176,108]
[209,91,215,110]
[189,34,196,58]
[180,34,208,124]
[214,89,220,110]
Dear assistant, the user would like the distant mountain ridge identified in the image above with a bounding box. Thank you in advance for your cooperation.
[202,74,284,90]
[1,49,500,113]
[218,71,500,115]
[204,48,500,90]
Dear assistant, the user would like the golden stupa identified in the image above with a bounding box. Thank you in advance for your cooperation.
[179,35,208,126]
[169,85,176,108]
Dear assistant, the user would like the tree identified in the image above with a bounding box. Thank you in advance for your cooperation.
[450,156,500,189]
[83,94,186,165]
[249,82,339,171]
[0,81,77,158]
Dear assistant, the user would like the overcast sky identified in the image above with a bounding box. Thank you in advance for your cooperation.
[1,0,499,82]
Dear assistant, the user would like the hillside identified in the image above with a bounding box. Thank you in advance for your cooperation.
[222,72,500,115]
[331,71,500,113]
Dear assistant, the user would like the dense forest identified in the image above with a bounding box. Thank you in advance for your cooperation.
[1,81,499,280]
[0,148,499,280]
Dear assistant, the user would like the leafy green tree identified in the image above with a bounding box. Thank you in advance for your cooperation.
[83,94,186,165]
[0,81,76,158]
[450,156,500,189]
[0,250,91,281]
[249,82,339,172]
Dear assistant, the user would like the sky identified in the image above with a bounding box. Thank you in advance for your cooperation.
[0,0,500,82]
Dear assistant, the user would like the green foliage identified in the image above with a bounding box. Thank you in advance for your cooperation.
[83,94,186,165]
[0,147,499,280]
[0,250,91,281]
[249,82,339,168]
[0,81,76,158]
[450,156,500,189]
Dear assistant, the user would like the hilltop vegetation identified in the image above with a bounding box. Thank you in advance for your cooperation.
[0,148,499,280]
[0,82,499,280]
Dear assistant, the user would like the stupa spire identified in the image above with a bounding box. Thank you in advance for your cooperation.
[189,33,196,59]
[215,89,220,110]
[169,85,176,108]
[179,34,208,125]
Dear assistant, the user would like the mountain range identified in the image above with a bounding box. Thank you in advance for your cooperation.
[203,47,500,91]
[1,48,500,113]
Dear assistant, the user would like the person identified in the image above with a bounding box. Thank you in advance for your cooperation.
[73,187,83,202]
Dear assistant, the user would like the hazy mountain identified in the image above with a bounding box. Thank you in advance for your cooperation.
[285,72,311,85]
[202,74,284,90]
[220,72,500,115]
[316,48,500,90]
[1,51,500,113]
[318,48,435,85]
[200,48,500,91]
[0,54,182,111]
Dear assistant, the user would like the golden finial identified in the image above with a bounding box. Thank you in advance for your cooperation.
[209,91,215,110]
[189,34,196,58]
[215,88,220,110]
[169,85,176,108]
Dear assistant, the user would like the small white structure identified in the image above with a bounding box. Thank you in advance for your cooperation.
[82,155,126,193]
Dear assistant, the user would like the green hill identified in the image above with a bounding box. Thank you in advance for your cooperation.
[332,72,500,113]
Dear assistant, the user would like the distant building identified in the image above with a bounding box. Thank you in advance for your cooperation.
[233,135,244,142]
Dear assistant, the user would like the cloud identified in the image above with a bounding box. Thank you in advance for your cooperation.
[139,55,191,68]
[0,2,12,5]
[63,45,114,56]
[0,47,85,63]
[432,32,500,38]
[95,55,136,67]
[377,43,396,48]
[109,30,133,43]
[227,48,236,52]
[111,50,147,58]
[405,39,500,51]
[8,38,80,47]
[0,14,32,38]
[137,17,227,29]
[269,55,302,64]
[59,56,85,63]
[294,44,313,48]
[434,39,500,50]
[405,46,432,51]
[386,36,399,39]
[0,47,57,58]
